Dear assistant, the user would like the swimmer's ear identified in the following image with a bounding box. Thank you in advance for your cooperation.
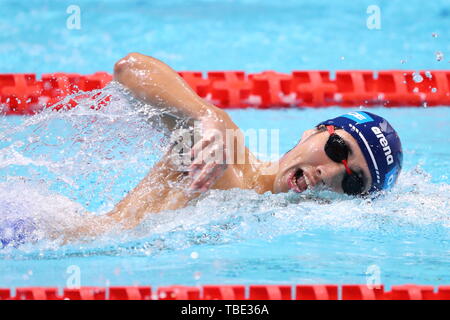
[298,128,319,145]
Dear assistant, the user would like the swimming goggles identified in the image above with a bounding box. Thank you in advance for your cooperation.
[323,125,366,195]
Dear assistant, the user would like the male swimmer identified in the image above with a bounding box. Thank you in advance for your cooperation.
[75,52,401,237]
[2,52,404,244]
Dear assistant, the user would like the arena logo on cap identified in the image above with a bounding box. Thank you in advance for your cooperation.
[371,126,394,165]
[383,166,398,189]
[342,112,374,124]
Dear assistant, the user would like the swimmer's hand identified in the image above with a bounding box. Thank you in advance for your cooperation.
[188,117,228,192]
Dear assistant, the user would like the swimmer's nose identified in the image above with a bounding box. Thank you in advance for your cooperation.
[315,162,344,188]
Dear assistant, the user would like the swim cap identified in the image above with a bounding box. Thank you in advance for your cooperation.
[317,111,403,193]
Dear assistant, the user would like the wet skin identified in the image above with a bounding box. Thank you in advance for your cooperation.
[59,53,372,241]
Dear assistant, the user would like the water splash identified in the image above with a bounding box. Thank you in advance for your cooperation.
[1,164,447,259]
[127,166,449,250]
[0,87,448,259]
[0,82,174,250]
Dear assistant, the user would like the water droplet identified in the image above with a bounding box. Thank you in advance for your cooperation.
[436,51,444,61]
[412,72,423,83]
[425,71,432,79]
[190,251,199,259]
[193,271,201,280]
[413,87,419,93]
[340,56,345,60]
[431,88,437,93]
[423,102,428,108]
[432,32,438,38]
[400,59,407,64]
[159,292,167,299]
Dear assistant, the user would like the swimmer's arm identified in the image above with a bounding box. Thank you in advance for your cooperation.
[56,214,117,244]
[58,177,198,243]
[113,52,229,129]
[113,52,244,191]
[105,150,202,229]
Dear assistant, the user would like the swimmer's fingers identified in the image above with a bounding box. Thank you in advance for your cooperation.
[189,136,213,166]
[188,136,225,171]
[189,162,216,190]
[190,168,223,192]
[189,129,224,164]
[190,162,227,191]
[187,130,227,191]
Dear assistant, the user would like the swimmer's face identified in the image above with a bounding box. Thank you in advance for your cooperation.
[273,127,372,195]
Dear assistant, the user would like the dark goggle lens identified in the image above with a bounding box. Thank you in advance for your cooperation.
[342,172,365,195]
[324,134,349,163]
[323,126,366,195]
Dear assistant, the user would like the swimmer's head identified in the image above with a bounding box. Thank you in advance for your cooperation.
[272,111,403,195]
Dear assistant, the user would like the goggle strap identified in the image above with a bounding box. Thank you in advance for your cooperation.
[326,125,335,135]
[342,159,353,175]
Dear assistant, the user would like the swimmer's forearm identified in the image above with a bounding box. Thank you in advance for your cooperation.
[55,214,118,244]
[106,151,203,226]
[113,52,226,125]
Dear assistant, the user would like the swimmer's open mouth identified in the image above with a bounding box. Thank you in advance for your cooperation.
[288,168,308,193]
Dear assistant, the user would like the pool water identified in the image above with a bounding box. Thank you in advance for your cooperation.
[0,84,449,288]
[0,0,449,290]
[0,0,449,73]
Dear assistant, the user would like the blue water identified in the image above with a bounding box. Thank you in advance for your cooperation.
[0,0,449,290]
[0,86,449,288]
[0,0,449,73]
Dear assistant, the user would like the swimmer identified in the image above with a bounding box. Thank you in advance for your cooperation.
[60,52,403,241]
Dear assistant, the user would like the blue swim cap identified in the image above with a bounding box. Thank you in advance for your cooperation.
[317,111,403,193]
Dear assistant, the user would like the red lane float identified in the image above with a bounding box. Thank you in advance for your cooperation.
[0,284,449,300]
[0,70,449,114]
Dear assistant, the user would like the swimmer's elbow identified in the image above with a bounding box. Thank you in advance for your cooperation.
[114,52,162,78]
[114,52,141,80]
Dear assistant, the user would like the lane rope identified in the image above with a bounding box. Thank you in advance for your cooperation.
[1,70,449,114]
[0,284,448,300]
